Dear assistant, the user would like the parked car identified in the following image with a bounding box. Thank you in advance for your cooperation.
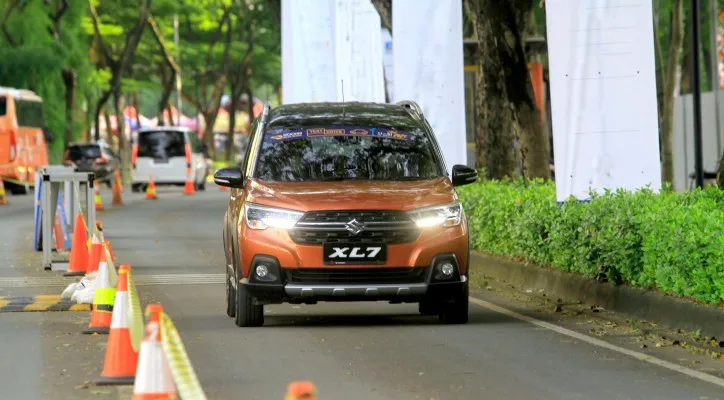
[131,127,210,192]
[62,142,120,186]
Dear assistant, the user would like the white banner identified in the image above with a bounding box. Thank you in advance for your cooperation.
[334,0,385,102]
[281,0,385,104]
[546,0,661,201]
[281,0,337,104]
[392,0,467,173]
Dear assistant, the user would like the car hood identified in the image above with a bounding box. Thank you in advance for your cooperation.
[246,178,457,212]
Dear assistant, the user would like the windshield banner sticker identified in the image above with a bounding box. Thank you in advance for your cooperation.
[266,127,409,142]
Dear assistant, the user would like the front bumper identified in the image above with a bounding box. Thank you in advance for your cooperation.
[242,254,467,305]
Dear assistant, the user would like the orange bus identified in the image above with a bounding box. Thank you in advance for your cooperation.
[0,87,49,194]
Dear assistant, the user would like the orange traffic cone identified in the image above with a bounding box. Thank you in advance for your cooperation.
[146,176,157,200]
[83,247,116,335]
[132,304,177,399]
[184,170,196,196]
[0,179,7,205]
[97,265,139,385]
[64,213,89,277]
[54,214,65,251]
[285,381,318,400]
[94,181,104,211]
[112,170,124,206]
[86,233,103,275]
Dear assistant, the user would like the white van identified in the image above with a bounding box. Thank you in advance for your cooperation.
[131,127,209,192]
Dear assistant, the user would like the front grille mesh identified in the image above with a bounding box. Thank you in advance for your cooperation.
[289,210,419,245]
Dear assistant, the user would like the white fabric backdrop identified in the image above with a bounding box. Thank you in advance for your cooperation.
[392,0,467,173]
[546,0,662,201]
[281,0,384,104]
[334,0,385,102]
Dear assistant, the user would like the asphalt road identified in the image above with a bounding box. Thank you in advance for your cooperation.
[1,186,723,399]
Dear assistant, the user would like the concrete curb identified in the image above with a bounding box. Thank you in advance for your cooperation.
[471,253,724,337]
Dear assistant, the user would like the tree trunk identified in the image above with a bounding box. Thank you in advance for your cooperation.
[103,108,112,149]
[226,90,238,162]
[95,90,112,142]
[61,68,76,148]
[463,0,488,174]
[370,0,392,33]
[661,0,684,185]
[113,90,130,182]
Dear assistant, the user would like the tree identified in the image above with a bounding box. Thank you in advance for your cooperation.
[146,12,180,125]
[226,4,255,162]
[178,2,234,158]
[0,0,94,161]
[89,0,153,179]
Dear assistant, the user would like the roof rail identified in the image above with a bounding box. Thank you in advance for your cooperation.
[396,100,423,116]
[261,103,272,125]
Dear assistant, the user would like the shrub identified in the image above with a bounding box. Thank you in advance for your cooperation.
[458,181,724,305]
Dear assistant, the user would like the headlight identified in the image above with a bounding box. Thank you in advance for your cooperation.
[408,201,464,228]
[244,203,304,230]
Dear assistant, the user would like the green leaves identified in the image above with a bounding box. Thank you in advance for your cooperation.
[459,181,724,305]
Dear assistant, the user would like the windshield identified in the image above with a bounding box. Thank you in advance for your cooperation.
[254,126,442,182]
[68,145,101,161]
[137,130,186,159]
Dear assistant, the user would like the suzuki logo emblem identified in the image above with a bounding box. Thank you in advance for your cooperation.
[344,218,365,235]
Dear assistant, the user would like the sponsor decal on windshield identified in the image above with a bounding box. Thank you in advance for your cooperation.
[265,127,409,143]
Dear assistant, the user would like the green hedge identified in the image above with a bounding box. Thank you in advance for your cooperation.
[458,180,724,305]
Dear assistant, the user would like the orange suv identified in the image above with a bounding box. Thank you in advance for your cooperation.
[215,101,478,327]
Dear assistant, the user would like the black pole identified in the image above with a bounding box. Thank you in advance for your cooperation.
[692,0,705,188]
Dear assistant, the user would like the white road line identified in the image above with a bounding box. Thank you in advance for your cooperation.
[469,296,724,389]
[0,274,225,288]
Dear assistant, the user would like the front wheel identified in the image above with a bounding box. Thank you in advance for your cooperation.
[235,283,264,327]
[438,284,469,325]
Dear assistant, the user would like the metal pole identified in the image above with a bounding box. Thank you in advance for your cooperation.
[692,0,705,188]
[174,13,182,126]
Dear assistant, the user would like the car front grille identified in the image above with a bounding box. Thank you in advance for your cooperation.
[284,267,428,284]
[289,210,420,245]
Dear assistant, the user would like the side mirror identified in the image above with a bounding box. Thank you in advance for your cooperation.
[214,167,244,188]
[451,164,478,187]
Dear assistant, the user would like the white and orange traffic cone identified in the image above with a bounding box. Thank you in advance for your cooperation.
[112,169,124,206]
[146,176,157,200]
[94,181,104,211]
[83,246,116,335]
[97,265,139,385]
[132,304,177,399]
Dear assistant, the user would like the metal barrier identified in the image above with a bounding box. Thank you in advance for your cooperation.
[39,167,95,271]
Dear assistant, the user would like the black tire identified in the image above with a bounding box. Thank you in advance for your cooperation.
[418,300,439,316]
[438,284,469,325]
[131,184,142,193]
[226,264,236,318]
[235,282,264,327]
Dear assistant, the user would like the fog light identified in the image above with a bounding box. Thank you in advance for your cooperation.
[440,262,454,276]
[255,264,269,278]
